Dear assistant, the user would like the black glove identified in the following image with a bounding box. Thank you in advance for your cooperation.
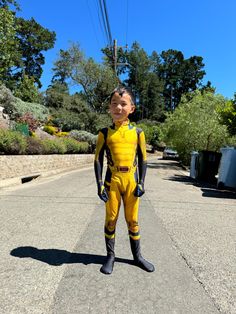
[134,182,145,197]
[98,183,109,202]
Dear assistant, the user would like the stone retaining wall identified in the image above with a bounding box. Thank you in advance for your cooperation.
[0,154,94,187]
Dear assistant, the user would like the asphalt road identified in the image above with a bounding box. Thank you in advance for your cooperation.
[0,158,235,314]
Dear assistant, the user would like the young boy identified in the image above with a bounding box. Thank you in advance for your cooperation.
[94,86,155,275]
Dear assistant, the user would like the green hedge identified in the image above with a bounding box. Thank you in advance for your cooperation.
[0,129,90,155]
[61,138,89,154]
[0,129,27,154]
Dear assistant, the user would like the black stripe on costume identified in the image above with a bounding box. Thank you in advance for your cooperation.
[129,230,140,237]
[106,146,114,166]
[104,182,110,191]
[105,166,112,183]
[100,127,108,141]
[104,227,115,236]
[94,129,108,187]
[134,169,138,183]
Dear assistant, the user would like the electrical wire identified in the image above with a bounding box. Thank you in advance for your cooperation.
[98,0,109,45]
[102,0,112,47]
[97,0,113,48]
[95,0,107,47]
[86,0,102,50]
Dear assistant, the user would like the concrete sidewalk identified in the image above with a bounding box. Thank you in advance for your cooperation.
[0,160,234,313]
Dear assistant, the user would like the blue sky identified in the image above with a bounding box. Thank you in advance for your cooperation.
[18,0,236,99]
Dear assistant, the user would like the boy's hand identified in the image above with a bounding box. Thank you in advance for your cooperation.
[98,184,109,202]
[134,182,145,197]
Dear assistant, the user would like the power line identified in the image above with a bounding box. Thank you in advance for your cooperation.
[98,0,112,48]
[95,0,107,47]
[102,0,112,47]
[98,0,109,45]
[86,0,101,50]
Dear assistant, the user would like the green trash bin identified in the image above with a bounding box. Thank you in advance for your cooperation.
[198,150,222,183]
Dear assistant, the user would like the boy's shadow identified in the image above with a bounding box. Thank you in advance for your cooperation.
[10,246,133,266]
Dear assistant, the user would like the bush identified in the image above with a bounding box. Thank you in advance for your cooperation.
[136,121,162,151]
[0,84,49,121]
[41,139,67,154]
[0,128,90,155]
[226,136,236,147]
[69,130,97,152]
[60,138,89,154]
[75,141,90,153]
[26,137,45,154]
[56,131,69,137]
[0,129,27,154]
[16,112,40,132]
[43,125,58,135]
[160,91,230,164]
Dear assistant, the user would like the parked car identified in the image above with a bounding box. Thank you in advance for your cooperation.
[163,147,179,160]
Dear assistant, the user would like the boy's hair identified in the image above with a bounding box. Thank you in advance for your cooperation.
[109,85,135,105]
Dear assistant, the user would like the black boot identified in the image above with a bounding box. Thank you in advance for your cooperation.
[130,238,155,272]
[100,237,115,275]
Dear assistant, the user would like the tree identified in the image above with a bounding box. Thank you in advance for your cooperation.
[125,42,165,121]
[0,0,19,10]
[45,81,70,109]
[161,90,230,164]
[52,43,118,112]
[158,49,205,111]
[13,17,56,88]
[13,73,42,103]
[0,7,20,83]
[217,99,236,136]
[0,3,56,91]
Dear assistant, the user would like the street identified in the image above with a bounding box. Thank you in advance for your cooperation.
[0,158,235,314]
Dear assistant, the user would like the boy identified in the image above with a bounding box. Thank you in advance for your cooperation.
[94,86,155,275]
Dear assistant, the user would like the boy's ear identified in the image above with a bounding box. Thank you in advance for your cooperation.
[130,105,135,113]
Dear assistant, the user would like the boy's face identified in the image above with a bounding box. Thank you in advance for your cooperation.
[109,92,135,123]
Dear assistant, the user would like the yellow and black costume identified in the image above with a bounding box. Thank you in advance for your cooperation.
[94,120,155,274]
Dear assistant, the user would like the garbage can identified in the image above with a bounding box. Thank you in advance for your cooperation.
[190,151,199,179]
[198,150,222,183]
[217,147,236,189]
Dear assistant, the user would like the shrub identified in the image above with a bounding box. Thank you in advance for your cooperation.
[56,131,69,137]
[0,84,49,121]
[160,91,230,164]
[41,139,66,154]
[75,141,90,153]
[60,138,89,154]
[136,123,154,144]
[26,137,44,155]
[226,136,236,147]
[136,121,163,151]
[16,112,39,132]
[69,130,97,152]
[0,129,27,154]
[43,125,58,135]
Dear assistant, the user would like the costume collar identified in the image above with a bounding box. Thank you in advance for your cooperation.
[113,119,130,128]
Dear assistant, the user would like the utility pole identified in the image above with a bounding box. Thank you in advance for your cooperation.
[112,39,128,82]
